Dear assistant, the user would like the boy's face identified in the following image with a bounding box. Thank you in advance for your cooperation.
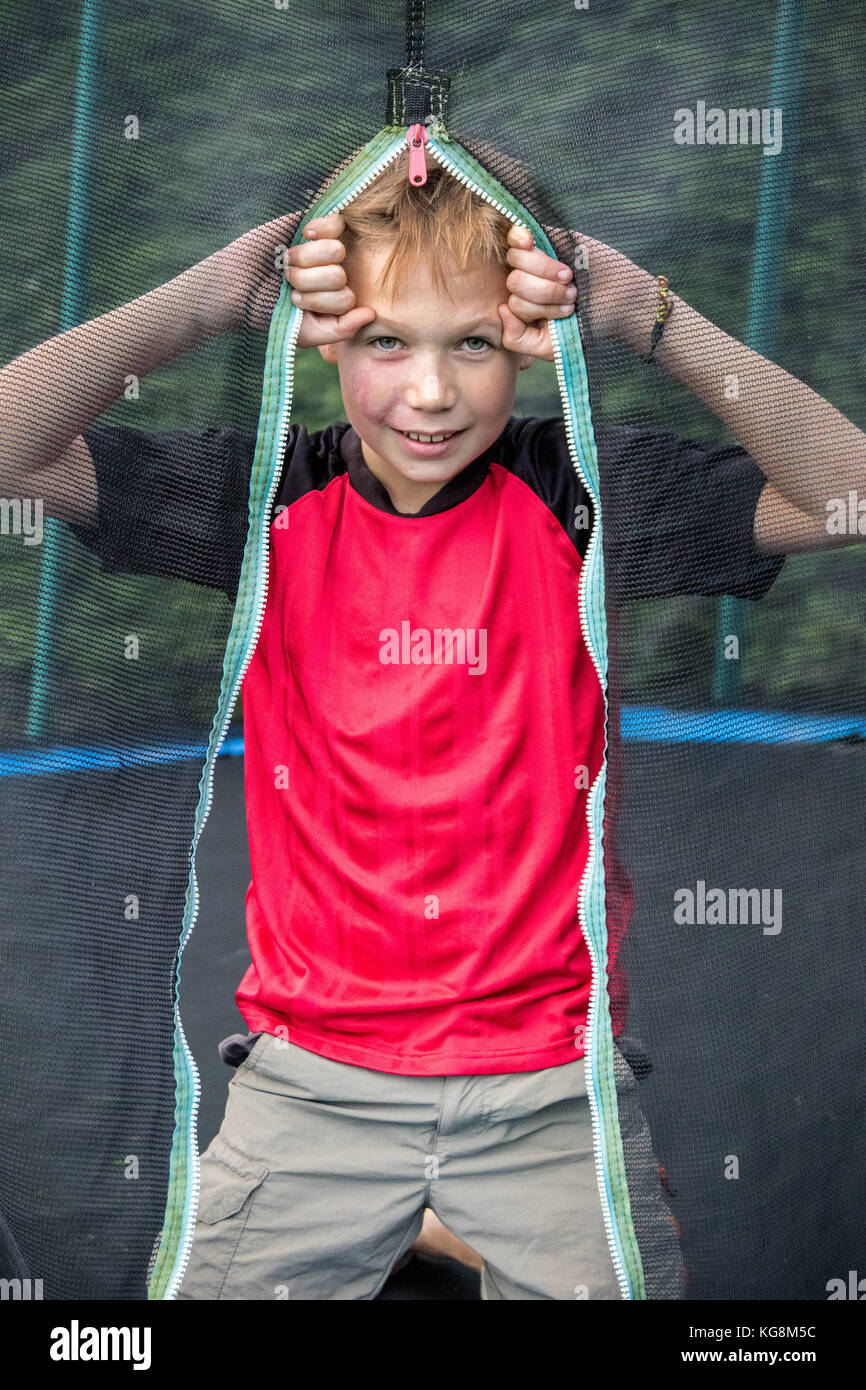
[318,242,533,513]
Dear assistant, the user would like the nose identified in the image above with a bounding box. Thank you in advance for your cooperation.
[403,354,457,413]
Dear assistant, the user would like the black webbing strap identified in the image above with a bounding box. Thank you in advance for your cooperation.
[386,0,450,127]
[385,67,450,126]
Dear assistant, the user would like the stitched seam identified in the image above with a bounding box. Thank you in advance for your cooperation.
[423,1077,449,1206]
[494,463,593,568]
[211,1180,264,1299]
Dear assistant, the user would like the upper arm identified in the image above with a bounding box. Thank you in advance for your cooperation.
[62,422,258,599]
[34,434,98,530]
[599,426,786,602]
[753,480,855,555]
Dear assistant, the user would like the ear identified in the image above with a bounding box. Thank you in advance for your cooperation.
[318,343,338,365]
[518,353,534,372]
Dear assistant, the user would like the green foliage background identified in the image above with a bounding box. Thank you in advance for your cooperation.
[1,0,864,739]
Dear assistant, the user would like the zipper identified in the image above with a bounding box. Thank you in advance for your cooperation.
[424,130,642,1301]
[151,129,409,1302]
[150,250,307,1302]
[152,120,642,1301]
[407,123,429,184]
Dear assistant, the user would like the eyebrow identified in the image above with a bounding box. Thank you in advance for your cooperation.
[365,317,502,337]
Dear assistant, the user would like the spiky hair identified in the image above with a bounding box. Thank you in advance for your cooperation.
[340,147,513,299]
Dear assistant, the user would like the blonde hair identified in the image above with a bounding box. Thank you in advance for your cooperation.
[339,147,512,300]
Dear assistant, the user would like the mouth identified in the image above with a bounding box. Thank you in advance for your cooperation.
[391,426,467,456]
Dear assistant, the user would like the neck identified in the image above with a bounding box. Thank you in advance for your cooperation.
[360,438,449,514]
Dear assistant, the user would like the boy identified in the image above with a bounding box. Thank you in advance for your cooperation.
[5,147,865,1300]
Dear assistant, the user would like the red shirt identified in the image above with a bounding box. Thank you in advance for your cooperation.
[75,413,782,1075]
[236,423,605,1073]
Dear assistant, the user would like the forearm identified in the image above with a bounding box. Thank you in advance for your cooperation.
[0,255,223,485]
[611,274,866,521]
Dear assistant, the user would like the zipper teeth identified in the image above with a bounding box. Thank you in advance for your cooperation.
[426,135,628,1296]
[420,137,631,1299]
[425,141,525,226]
[166,126,628,1300]
[163,306,304,1300]
[163,143,403,1299]
[167,142,406,1293]
[549,326,631,1300]
[329,140,409,212]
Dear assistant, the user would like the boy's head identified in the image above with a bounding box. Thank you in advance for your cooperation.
[317,149,534,509]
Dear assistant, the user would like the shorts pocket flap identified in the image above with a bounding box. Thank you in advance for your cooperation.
[198,1134,270,1224]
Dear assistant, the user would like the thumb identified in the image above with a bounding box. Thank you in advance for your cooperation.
[315,304,376,344]
[498,301,534,353]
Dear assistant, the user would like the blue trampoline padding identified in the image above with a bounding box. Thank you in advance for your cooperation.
[620,705,866,745]
[1,707,865,779]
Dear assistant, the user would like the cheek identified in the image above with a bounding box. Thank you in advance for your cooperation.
[341,362,397,420]
[474,357,518,416]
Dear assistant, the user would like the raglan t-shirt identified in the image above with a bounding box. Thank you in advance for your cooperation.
[70,415,785,1075]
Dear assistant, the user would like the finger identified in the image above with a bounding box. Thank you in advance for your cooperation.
[507,222,535,250]
[302,212,346,239]
[506,243,574,284]
[290,286,357,314]
[497,300,529,348]
[498,302,550,358]
[507,291,575,322]
[287,237,347,268]
[315,304,377,343]
[506,266,577,307]
[286,262,348,293]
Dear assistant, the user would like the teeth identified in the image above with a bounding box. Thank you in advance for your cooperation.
[403,431,454,442]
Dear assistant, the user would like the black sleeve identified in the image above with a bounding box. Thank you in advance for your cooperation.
[500,415,596,559]
[597,424,786,603]
[67,423,263,602]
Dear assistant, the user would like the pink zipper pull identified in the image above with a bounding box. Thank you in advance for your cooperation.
[407,123,429,186]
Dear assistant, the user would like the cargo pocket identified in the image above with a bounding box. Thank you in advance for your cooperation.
[190,1133,270,1298]
[199,1133,270,1224]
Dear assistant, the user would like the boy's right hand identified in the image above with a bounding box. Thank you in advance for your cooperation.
[200,210,374,346]
[284,213,377,348]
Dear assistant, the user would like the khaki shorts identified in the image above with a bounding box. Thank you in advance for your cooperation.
[176,1032,682,1300]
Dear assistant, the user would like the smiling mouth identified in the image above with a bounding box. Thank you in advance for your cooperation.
[393,428,465,443]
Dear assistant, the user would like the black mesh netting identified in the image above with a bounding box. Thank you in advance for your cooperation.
[1,0,864,1300]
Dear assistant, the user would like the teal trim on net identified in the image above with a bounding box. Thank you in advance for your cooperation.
[149,126,408,1301]
[549,279,644,1303]
[148,243,305,1301]
[426,130,643,1299]
[150,121,643,1299]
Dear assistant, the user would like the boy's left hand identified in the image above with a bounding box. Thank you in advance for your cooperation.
[502,223,656,359]
[499,224,578,362]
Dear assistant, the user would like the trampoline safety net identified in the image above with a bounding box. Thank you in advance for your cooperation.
[0,0,864,1301]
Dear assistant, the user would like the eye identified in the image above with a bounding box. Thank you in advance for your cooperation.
[370,335,403,351]
[462,336,493,352]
